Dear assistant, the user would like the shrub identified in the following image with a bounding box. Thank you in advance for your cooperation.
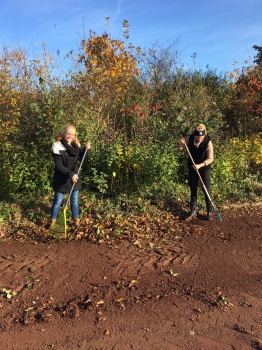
[212,135,262,202]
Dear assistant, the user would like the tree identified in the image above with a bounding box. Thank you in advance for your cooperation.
[226,65,262,137]
[138,40,182,85]
[253,44,262,66]
[70,27,140,142]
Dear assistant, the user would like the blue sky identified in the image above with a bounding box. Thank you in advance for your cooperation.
[1,0,261,74]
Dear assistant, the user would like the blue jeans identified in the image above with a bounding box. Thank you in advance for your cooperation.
[51,191,79,219]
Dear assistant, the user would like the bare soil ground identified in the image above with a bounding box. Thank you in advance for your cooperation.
[0,205,262,350]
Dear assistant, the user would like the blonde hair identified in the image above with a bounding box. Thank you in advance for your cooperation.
[55,124,80,146]
[195,123,207,135]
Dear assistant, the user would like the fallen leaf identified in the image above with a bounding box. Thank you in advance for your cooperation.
[170,270,178,276]
[25,306,34,312]
[129,280,136,288]
[134,239,141,247]
[116,298,124,302]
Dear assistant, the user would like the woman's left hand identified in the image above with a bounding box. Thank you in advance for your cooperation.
[85,142,91,149]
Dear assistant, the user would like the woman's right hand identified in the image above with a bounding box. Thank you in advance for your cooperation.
[180,137,186,144]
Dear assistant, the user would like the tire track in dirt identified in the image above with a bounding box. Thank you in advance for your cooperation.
[110,237,197,280]
[0,253,52,294]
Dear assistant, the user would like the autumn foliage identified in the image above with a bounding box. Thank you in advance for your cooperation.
[0,21,262,206]
[226,65,262,137]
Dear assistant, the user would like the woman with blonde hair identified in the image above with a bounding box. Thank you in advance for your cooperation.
[49,124,91,228]
[178,123,214,220]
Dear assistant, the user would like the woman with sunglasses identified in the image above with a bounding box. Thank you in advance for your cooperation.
[178,123,214,220]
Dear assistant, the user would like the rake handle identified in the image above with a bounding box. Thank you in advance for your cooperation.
[65,147,89,208]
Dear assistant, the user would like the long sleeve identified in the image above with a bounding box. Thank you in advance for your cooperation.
[53,154,75,178]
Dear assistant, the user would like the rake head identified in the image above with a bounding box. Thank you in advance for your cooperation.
[48,208,67,238]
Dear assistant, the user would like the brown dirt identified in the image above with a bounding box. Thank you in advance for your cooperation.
[0,206,262,350]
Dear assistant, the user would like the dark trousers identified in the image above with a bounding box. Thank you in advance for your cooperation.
[188,167,211,203]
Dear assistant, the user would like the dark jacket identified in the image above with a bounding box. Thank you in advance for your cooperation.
[188,134,211,170]
[52,140,85,193]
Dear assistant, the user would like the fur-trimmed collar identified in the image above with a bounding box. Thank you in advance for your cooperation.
[52,141,67,155]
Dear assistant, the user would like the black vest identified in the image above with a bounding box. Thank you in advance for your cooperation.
[188,134,211,170]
